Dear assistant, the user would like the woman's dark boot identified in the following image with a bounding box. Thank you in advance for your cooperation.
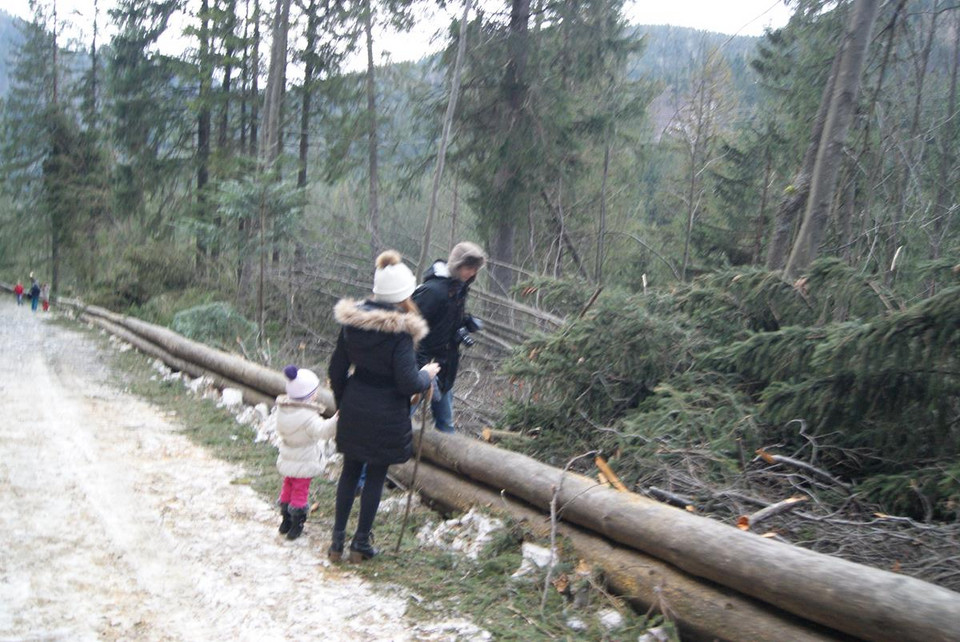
[349,532,378,562]
[278,503,292,535]
[286,506,307,540]
[328,529,346,561]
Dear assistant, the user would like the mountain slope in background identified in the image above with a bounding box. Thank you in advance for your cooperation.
[0,10,25,99]
[0,13,759,116]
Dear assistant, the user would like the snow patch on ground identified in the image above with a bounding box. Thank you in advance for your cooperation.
[416,508,504,560]
[511,542,556,578]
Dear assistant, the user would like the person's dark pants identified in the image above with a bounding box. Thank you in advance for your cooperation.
[334,457,389,536]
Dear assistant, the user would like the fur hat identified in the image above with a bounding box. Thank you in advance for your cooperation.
[283,365,320,400]
[372,250,416,303]
[447,242,487,274]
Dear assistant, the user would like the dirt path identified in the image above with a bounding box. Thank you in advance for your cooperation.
[0,299,479,641]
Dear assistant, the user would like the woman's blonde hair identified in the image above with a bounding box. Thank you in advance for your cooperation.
[397,297,420,316]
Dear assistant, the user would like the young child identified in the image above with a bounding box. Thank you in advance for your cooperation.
[276,365,337,540]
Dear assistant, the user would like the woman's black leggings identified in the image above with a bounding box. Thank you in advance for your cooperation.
[334,457,389,536]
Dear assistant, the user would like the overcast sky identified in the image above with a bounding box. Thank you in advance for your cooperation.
[5,0,793,62]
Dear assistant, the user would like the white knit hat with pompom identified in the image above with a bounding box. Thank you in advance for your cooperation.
[283,365,320,400]
[372,250,416,304]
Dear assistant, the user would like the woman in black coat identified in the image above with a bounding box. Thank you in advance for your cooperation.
[327,251,440,561]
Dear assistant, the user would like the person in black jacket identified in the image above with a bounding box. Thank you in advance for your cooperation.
[412,241,486,433]
[327,250,441,562]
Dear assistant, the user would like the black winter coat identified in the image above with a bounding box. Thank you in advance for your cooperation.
[412,260,472,393]
[328,299,431,465]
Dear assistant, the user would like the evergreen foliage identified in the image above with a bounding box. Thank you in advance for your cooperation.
[502,287,705,438]
[171,301,257,352]
[503,262,960,518]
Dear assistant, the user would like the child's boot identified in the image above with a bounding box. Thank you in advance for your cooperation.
[349,531,378,562]
[286,506,307,540]
[328,529,346,561]
[278,502,292,535]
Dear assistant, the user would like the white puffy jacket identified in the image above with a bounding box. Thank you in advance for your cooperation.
[275,396,337,478]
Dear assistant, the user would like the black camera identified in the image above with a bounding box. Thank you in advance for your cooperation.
[455,326,475,347]
[455,315,483,347]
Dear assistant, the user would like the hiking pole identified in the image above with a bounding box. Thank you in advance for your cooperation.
[395,380,433,554]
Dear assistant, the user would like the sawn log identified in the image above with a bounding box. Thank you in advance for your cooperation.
[390,457,849,642]
[414,430,960,642]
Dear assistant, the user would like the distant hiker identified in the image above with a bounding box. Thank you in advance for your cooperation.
[29,280,40,312]
[40,283,50,312]
[13,281,24,306]
[412,241,487,433]
[327,250,440,562]
[276,366,338,541]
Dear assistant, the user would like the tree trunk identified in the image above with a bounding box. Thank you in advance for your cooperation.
[784,0,880,280]
[212,0,237,267]
[390,458,848,642]
[416,0,472,279]
[888,1,939,283]
[196,0,212,274]
[257,0,291,342]
[297,0,318,191]
[752,150,773,264]
[249,0,261,157]
[596,140,609,284]
[931,9,959,268]
[765,49,843,270]
[489,0,531,293]
[412,429,960,642]
[364,0,381,258]
[847,0,904,267]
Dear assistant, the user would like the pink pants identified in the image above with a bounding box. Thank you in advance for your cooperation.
[279,477,311,509]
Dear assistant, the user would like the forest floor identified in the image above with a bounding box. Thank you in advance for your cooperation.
[0,298,485,641]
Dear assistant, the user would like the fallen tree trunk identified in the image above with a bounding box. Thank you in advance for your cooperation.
[73,302,335,413]
[390,458,847,642]
[81,313,276,408]
[414,430,960,642]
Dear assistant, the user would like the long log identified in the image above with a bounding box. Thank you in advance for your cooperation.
[390,459,848,642]
[414,430,960,642]
[81,314,276,408]
[74,302,335,413]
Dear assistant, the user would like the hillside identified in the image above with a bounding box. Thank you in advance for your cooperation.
[0,14,759,112]
[0,10,23,99]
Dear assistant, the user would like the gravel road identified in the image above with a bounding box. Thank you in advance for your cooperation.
[0,299,479,641]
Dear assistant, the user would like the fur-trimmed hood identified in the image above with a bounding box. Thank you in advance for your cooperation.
[275,395,328,414]
[333,298,429,344]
